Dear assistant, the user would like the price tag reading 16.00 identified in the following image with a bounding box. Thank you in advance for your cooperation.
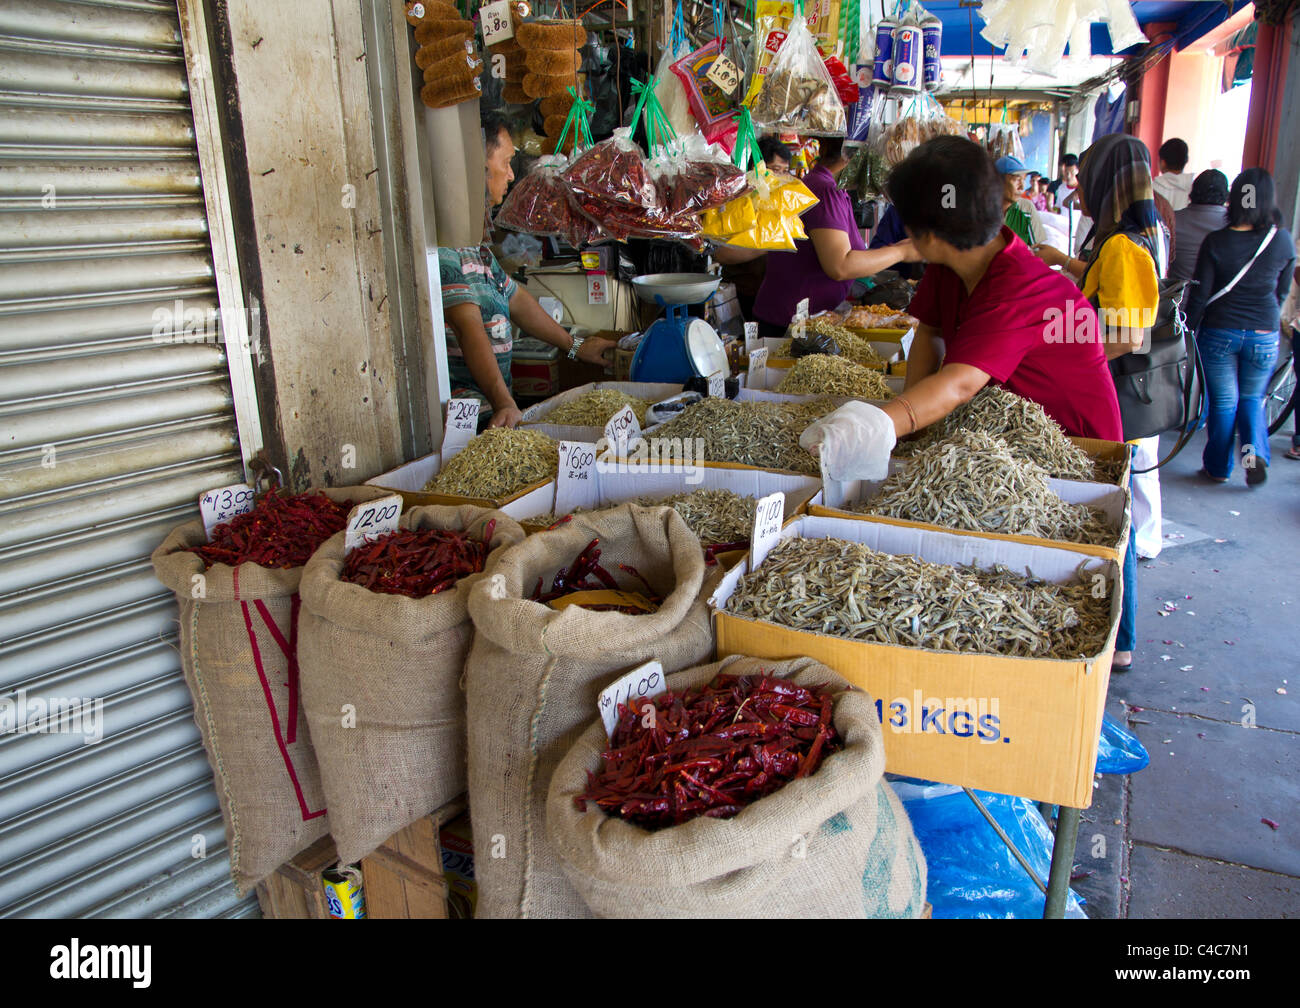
[555,440,600,515]
[345,494,403,555]
[199,483,256,538]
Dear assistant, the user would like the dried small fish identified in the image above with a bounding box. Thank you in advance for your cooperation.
[729,537,1112,660]
[779,318,885,368]
[857,430,1117,546]
[426,427,558,499]
[633,488,756,545]
[897,385,1102,481]
[649,397,835,475]
[775,354,894,400]
[543,389,651,427]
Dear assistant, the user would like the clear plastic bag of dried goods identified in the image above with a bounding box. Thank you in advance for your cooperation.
[562,126,660,210]
[871,91,965,167]
[652,133,749,219]
[748,14,846,135]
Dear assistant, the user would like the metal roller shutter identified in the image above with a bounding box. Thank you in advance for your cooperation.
[0,0,258,917]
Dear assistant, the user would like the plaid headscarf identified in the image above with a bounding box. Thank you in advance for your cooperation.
[1078,133,1163,274]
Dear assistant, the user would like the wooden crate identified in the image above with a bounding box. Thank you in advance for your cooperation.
[255,834,338,919]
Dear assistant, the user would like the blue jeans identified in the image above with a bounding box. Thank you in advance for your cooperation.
[1198,327,1280,478]
[1118,471,1138,655]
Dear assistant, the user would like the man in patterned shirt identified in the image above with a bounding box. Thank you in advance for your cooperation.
[439,111,615,428]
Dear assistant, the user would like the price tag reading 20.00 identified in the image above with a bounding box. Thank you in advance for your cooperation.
[749,491,786,571]
[443,398,480,459]
[344,494,403,555]
[555,440,600,516]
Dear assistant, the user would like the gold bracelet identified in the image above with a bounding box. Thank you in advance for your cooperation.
[896,395,918,435]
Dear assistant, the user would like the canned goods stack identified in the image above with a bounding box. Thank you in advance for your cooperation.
[870,2,942,94]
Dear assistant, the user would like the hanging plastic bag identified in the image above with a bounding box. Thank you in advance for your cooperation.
[670,37,741,150]
[653,133,750,219]
[872,91,964,167]
[749,14,846,135]
[742,0,796,106]
[1095,712,1150,775]
[653,0,698,138]
[985,120,1026,161]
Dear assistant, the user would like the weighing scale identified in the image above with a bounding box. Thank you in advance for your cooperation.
[628,273,730,385]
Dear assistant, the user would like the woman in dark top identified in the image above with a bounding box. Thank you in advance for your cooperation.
[1184,168,1296,486]
[1170,170,1229,283]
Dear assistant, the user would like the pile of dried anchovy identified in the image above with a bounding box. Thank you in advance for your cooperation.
[775,354,894,400]
[426,427,558,499]
[634,488,756,545]
[899,385,1101,482]
[542,389,651,427]
[649,397,833,475]
[778,324,885,368]
[728,537,1111,659]
[856,430,1117,546]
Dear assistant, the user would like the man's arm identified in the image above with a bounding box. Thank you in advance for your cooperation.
[508,287,616,366]
[882,362,990,438]
[810,228,918,283]
[902,322,941,392]
[444,301,521,428]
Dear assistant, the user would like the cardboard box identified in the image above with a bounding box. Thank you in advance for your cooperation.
[511,357,559,399]
[810,465,1131,561]
[613,347,636,382]
[519,381,683,443]
[747,358,906,395]
[439,814,477,919]
[367,450,555,517]
[1070,437,1131,487]
[709,515,1120,808]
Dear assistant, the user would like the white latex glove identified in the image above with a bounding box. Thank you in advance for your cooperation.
[799,401,897,482]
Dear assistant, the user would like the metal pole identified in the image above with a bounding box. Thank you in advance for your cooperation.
[962,788,1047,895]
[1044,805,1082,919]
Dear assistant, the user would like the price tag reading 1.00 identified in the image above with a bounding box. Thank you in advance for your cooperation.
[344,494,403,555]
[747,347,769,389]
[480,0,514,46]
[602,404,641,456]
[443,398,480,459]
[598,660,666,739]
[706,54,741,96]
[750,490,786,571]
[199,483,256,539]
[555,440,600,516]
[744,320,760,353]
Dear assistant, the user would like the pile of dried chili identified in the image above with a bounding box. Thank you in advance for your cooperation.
[577,673,842,829]
[187,491,355,570]
[338,523,494,598]
[530,537,661,612]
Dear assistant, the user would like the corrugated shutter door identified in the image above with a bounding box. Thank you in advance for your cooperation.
[0,0,256,917]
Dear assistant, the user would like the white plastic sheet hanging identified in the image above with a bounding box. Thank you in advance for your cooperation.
[1103,0,1148,51]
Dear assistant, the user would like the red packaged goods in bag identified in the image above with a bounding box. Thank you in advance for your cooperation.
[496,153,596,245]
[561,127,660,210]
[651,134,750,219]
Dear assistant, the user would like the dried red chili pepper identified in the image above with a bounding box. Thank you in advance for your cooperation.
[576,673,842,830]
[187,491,355,570]
[338,526,491,598]
[530,537,663,610]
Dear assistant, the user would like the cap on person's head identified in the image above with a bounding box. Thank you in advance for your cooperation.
[994,155,1027,175]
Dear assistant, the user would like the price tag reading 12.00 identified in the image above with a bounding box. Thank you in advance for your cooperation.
[480,0,514,46]
[442,398,480,459]
[598,660,666,740]
[706,54,740,96]
[555,440,600,516]
[199,483,256,538]
[603,404,641,456]
[750,490,786,571]
[344,494,402,555]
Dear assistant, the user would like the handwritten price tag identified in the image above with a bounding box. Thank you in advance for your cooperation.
[750,491,785,571]
[706,54,740,96]
[555,440,600,515]
[199,483,256,538]
[598,660,666,739]
[344,494,402,555]
[442,398,480,459]
[480,0,514,45]
[707,371,726,398]
[795,298,810,320]
[747,347,768,389]
[744,321,760,353]
[603,404,642,455]
[791,317,806,342]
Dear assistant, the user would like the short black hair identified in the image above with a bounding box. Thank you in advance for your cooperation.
[758,137,793,165]
[481,110,512,154]
[816,136,845,163]
[886,136,1004,251]
[1227,167,1284,229]
[1059,153,1078,167]
[1158,138,1189,171]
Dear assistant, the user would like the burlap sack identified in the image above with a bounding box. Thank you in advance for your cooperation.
[465,504,715,918]
[545,655,928,917]
[150,486,387,893]
[299,505,525,866]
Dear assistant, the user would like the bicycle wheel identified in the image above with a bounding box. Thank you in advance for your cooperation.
[1266,355,1297,435]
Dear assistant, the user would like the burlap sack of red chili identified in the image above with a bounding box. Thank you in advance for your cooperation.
[298,506,526,866]
[464,504,714,918]
[150,486,389,893]
[547,655,929,918]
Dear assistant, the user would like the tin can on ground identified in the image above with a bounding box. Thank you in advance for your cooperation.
[891,24,922,92]
[322,867,366,919]
[870,17,896,86]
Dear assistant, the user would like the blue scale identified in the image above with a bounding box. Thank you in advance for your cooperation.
[629,273,730,385]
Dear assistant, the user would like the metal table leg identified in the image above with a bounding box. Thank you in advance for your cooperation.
[1043,805,1082,919]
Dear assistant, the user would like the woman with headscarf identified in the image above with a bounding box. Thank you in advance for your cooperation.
[1170,170,1230,284]
[1034,133,1162,672]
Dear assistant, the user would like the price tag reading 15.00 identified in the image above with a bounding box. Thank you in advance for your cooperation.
[555,440,600,516]
[344,494,402,555]
[480,0,514,46]
[750,490,785,571]
[199,483,256,538]
[603,404,641,455]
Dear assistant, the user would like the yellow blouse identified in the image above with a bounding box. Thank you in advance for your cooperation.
[1082,233,1160,333]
